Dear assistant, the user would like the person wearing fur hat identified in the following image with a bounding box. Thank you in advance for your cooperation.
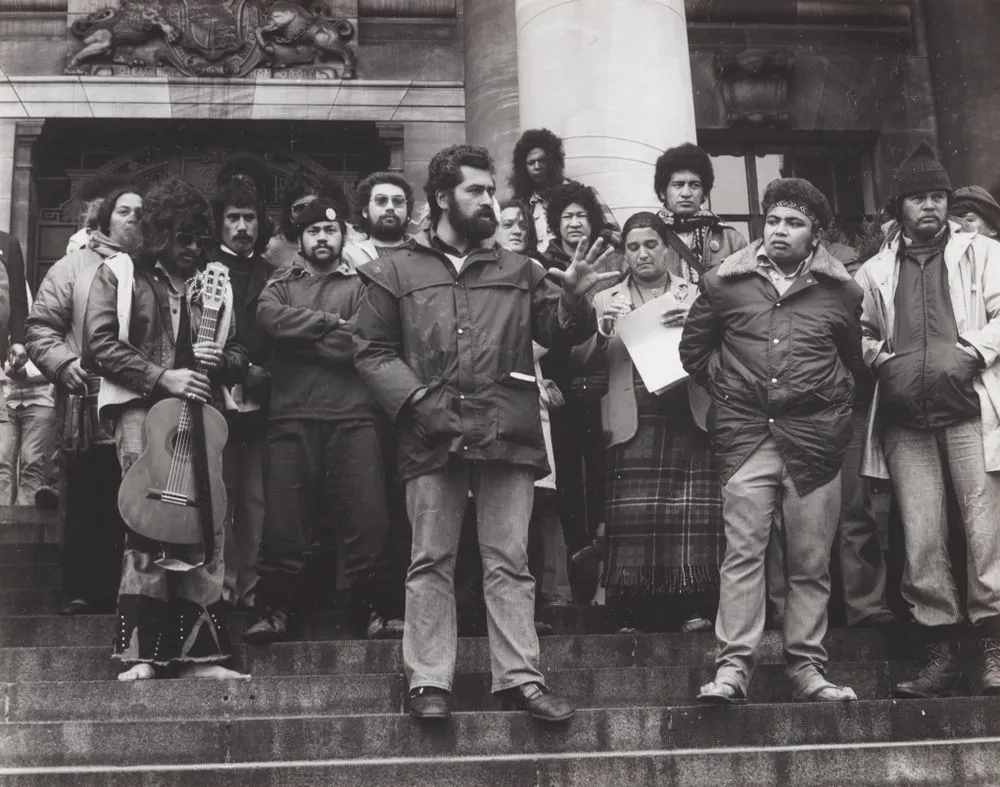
[856,141,1000,698]
[245,197,402,644]
[653,143,747,282]
[509,128,619,253]
[951,185,1000,238]
[680,177,865,704]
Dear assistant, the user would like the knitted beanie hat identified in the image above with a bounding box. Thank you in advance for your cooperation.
[761,177,832,230]
[952,185,1000,233]
[891,141,952,201]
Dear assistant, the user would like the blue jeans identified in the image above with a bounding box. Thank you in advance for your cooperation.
[884,419,1000,627]
[0,403,54,506]
[715,437,841,696]
[403,459,546,693]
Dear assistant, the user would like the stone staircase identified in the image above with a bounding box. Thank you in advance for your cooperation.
[3,514,1000,785]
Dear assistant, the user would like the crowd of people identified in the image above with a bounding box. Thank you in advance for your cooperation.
[6,126,1000,721]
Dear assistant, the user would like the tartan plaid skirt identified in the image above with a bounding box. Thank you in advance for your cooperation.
[604,377,724,595]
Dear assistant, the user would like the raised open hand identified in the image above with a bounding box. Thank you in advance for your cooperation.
[548,238,620,301]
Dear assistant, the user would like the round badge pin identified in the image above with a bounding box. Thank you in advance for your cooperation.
[709,239,721,252]
[326,208,337,221]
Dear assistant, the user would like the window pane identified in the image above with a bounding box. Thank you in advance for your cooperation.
[754,154,786,208]
[708,155,749,214]
[788,155,836,212]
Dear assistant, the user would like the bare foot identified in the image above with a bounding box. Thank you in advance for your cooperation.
[178,664,250,680]
[118,663,156,681]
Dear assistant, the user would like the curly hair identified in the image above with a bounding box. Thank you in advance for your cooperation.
[653,143,715,202]
[280,169,347,241]
[509,128,565,201]
[212,180,270,255]
[137,178,214,267]
[423,144,494,226]
[498,198,538,255]
[545,180,605,245]
[95,185,144,237]
[350,171,414,233]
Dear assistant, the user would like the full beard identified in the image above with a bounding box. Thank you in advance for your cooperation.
[303,244,341,268]
[370,216,406,243]
[116,225,143,254]
[449,205,497,245]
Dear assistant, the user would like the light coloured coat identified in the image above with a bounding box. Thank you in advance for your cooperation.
[856,221,1000,478]
[572,274,706,448]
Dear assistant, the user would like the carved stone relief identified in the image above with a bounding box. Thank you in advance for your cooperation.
[714,49,795,128]
[65,0,358,79]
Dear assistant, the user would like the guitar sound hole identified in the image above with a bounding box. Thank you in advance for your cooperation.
[166,429,192,459]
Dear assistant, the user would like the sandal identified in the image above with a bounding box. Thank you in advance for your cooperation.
[794,680,858,702]
[697,679,747,705]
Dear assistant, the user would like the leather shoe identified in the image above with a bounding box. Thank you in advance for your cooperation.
[408,686,451,720]
[501,682,575,722]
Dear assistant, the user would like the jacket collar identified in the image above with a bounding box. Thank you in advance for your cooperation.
[286,254,355,278]
[408,228,501,262]
[882,220,976,266]
[716,240,853,283]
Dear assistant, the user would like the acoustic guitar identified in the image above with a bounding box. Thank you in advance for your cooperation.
[117,263,230,553]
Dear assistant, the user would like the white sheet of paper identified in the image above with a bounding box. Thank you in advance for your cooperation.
[614,293,689,395]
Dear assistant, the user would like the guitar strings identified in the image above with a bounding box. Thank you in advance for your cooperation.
[163,269,224,498]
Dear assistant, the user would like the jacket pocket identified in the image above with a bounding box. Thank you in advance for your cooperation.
[494,375,543,446]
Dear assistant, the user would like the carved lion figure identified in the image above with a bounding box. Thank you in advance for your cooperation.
[256,1,357,78]
[66,4,182,73]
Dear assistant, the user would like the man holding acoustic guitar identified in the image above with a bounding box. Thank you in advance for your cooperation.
[83,178,249,681]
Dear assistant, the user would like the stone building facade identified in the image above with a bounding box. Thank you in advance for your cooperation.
[0,0,994,285]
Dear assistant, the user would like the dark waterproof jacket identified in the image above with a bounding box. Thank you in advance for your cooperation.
[679,241,865,495]
[257,257,378,423]
[354,230,596,481]
[83,262,247,403]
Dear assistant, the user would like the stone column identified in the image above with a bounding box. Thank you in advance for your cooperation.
[12,121,43,276]
[463,0,520,190]
[922,0,1000,190]
[0,120,17,234]
[515,0,696,222]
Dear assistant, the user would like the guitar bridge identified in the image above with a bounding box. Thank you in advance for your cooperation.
[147,489,198,508]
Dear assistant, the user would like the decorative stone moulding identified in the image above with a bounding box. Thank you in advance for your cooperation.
[65,0,358,79]
[714,48,795,128]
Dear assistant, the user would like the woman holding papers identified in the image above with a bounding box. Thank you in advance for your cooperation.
[572,211,724,633]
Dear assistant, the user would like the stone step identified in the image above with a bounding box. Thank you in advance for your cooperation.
[0,563,60,590]
[0,605,609,648]
[0,629,914,682]
[0,542,60,563]
[4,738,1000,787]
[0,509,60,545]
[0,588,60,615]
[0,662,926,723]
[3,697,999,768]
[0,611,359,648]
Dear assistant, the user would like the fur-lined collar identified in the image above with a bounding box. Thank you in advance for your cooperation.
[715,240,853,283]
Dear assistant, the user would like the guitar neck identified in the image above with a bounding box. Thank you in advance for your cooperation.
[177,303,222,430]
[193,303,222,377]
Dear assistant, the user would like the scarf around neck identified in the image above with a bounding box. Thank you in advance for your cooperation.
[87,230,126,259]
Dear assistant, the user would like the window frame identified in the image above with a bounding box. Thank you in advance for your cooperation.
[697,131,880,243]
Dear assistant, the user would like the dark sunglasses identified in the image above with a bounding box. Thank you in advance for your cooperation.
[372,195,408,208]
[290,200,315,215]
[175,231,213,249]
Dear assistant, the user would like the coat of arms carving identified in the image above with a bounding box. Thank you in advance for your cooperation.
[66,0,357,79]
